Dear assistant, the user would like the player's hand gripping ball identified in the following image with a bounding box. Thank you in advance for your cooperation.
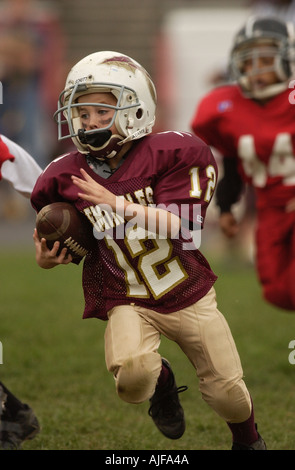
[36,202,94,261]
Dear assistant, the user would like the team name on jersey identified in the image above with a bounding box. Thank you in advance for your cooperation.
[83,185,154,236]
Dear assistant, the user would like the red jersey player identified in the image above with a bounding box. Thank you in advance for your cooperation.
[191,17,295,312]
[31,51,266,449]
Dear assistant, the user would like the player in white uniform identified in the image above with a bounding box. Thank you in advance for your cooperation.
[0,135,42,449]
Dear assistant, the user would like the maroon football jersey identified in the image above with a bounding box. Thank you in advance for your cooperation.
[31,131,218,320]
[191,85,295,210]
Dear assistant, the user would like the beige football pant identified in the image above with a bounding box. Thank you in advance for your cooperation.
[104,287,252,423]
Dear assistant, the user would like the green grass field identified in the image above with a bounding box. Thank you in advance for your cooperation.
[1,247,294,451]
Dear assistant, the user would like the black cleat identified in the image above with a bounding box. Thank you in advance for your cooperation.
[232,433,267,450]
[148,359,187,440]
[0,386,40,450]
[0,386,7,413]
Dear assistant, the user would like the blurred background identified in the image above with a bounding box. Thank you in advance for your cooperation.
[0,0,293,259]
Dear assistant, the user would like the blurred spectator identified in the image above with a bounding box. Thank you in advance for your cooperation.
[0,0,67,169]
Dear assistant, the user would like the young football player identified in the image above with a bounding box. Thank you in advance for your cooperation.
[191,16,295,312]
[31,51,266,450]
[0,134,41,449]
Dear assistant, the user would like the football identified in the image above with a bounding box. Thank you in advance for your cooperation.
[36,202,94,261]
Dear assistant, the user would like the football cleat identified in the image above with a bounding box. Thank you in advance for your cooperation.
[0,385,7,415]
[0,403,40,450]
[232,432,267,450]
[148,359,188,440]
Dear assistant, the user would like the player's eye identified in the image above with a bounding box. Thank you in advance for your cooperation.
[259,56,274,66]
[96,108,112,117]
[243,58,253,68]
[78,107,89,119]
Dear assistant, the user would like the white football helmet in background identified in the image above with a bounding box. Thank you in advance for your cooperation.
[54,51,157,160]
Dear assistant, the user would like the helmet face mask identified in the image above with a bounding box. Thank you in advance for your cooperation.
[54,51,157,160]
[230,17,295,100]
[233,44,283,78]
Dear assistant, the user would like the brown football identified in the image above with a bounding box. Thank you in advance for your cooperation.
[36,202,94,261]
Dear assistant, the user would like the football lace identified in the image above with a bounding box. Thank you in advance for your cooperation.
[64,237,88,257]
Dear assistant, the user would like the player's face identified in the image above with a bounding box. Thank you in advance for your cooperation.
[241,43,280,92]
[77,92,119,134]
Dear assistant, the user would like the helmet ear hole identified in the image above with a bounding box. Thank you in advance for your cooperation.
[136,108,143,119]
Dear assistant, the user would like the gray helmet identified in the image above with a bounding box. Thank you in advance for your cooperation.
[230,17,295,99]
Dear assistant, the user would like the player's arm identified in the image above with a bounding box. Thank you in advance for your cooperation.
[71,168,181,238]
[123,201,181,239]
[216,157,244,238]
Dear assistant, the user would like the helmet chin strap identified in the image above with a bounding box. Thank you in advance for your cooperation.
[78,128,124,161]
[239,76,288,100]
[251,82,288,100]
[78,128,112,147]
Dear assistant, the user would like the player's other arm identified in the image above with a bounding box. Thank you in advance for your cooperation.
[216,157,244,238]
[122,201,181,239]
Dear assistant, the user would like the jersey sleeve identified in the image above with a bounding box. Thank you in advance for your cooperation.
[153,133,218,230]
[31,169,58,211]
[31,151,84,212]
[190,87,237,158]
[0,135,42,198]
[191,94,221,150]
[31,161,68,212]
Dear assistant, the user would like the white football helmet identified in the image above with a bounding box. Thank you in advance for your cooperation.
[54,51,157,160]
[230,17,295,100]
